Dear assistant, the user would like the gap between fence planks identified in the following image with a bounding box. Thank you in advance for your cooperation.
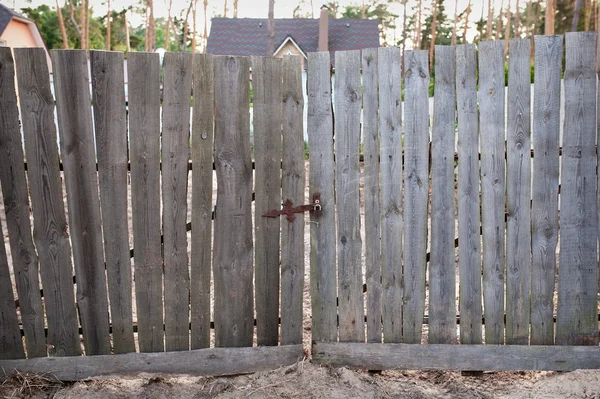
[429,45,457,345]
[505,39,532,345]
[307,51,337,343]
[455,44,483,345]
[14,48,81,357]
[128,52,164,353]
[312,343,600,371]
[361,48,382,344]
[213,56,254,347]
[556,32,599,346]
[280,55,305,346]
[90,50,135,355]
[190,53,214,350]
[0,345,304,381]
[334,50,365,343]
[0,47,45,358]
[252,56,283,347]
[402,50,430,344]
[530,35,562,346]
[378,46,403,344]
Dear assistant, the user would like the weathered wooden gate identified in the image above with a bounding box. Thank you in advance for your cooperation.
[0,48,305,379]
[308,33,600,371]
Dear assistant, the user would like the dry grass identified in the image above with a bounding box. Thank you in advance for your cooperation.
[1,369,66,398]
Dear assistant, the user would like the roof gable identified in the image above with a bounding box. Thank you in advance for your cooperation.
[207,18,380,65]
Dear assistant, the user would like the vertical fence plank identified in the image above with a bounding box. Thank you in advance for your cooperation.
[402,50,430,344]
[162,52,192,351]
[14,48,81,356]
[0,48,46,357]
[334,50,365,343]
[455,44,482,345]
[307,52,337,343]
[361,48,381,344]
[128,52,164,353]
[556,32,599,346]
[477,41,506,345]
[0,222,24,359]
[52,50,111,356]
[530,35,562,346]
[378,47,403,343]
[429,45,457,345]
[90,50,135,354]
[252,56,283,346]
[505,39,532,345]
[213,56,254,347]
[191,53,214,350]
[280,55,305,346]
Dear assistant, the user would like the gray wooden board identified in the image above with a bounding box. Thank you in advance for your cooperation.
[252,56,283,346]
[477,40,506,345]
[377,47,403,343]
[280,55,305,346]
[52,50,110,356]
[90,50,135,354]
[14,48,81,357]
[0,221,24,359]
[307,51,337,343]
[429,45,457,345]
[312,343,600,371]
[127,52,164,352]
[190,53,214,350]
[162,52,192,352]
[505,39,532,345]
[213,56,254,347]
[0,345,304,381]
[334,50,365,343]
[556,32,599,346]
[0,47,46,358]
[361,48,382,344]
[455,44,482,345]
[402,50,430,344]
[530,35,562,346]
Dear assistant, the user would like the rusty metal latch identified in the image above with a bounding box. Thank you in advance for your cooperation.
[263,194,321,222]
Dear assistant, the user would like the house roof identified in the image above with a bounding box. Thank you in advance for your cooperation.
[206,18,380,66]
[0,3,30,36]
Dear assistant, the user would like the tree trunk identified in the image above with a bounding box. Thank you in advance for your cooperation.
[106,0,111,50]
[462,1,471,44]
[203,0,208,51]
[147,0,155,52]
[69,1,82,40]
[361,0,366,18]
[124,10,130,52]
[584,0,591,30]
[192,0,198,53]
[56,0,69,48]
[429,0,437,68]
[223,0,228,17]
[183,2,193,52]
[572,0,585,31]
[487,0,493,39]
[526,1,532,36]
[79,0,86,49]
[514,0,520,37]
[267,0,275,54]
[452,0,458,45]
[401,0,407,71]
[496,0,504,39]
[234,0,238,17]
[165,0,173,49]
[415,0,422,49]
[545,0,555,34]
[504,0,511,56]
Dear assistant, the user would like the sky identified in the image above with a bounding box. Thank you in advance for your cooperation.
[11,0,522,44]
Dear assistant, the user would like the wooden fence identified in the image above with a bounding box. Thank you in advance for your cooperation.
[1,32,600,379]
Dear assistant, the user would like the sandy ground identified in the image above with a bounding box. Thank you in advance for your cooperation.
[2,161,600,398]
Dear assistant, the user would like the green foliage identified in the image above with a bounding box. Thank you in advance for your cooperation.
[419,0,451,49]
[339,1,398,46]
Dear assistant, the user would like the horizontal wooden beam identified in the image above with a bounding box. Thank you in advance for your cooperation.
[0,345,303,381]
[312,342,600,371]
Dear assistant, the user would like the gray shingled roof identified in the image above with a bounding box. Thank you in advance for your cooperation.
[206,18,380,65]
[0,3,30,36]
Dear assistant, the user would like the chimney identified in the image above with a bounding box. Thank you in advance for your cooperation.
[318,6,329,52]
